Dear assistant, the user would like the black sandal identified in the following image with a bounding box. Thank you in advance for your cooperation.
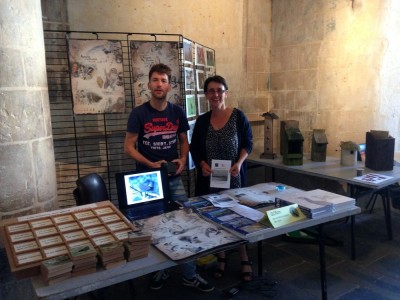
[213,257,227,279]
[241,261,253,282]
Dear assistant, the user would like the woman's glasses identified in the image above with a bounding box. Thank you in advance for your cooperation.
[205,89,226,95]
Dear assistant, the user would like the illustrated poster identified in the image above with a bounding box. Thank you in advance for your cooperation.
[195,43,206,66]
[196,69,205,91]
[185,95,196,118]
[143,209,242,261]
[130,41,180,106]
[184,67,195,91]
[197,94,209,115]
[69,39,125,114]
[206,48,215,67]
[183,39,193,65]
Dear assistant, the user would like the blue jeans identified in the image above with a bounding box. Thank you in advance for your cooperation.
[168,175,188,203]
[168,176,196,279]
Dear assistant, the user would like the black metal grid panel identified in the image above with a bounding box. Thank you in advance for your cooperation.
[44,30,212,208]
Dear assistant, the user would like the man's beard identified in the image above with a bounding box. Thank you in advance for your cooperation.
[152,91,168,100]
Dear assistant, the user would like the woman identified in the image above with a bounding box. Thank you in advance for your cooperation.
[190,75,253,281]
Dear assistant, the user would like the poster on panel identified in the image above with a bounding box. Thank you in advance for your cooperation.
[185,95,197,118]
[69,39,125,114]
[130,41,180,106]
[195,43,206,66]
[205,48,215,67]
[183,39,193,65]
[196,69,205,92]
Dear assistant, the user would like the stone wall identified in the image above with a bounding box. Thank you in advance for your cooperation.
[0,0,58,220]
[270,0,400,155]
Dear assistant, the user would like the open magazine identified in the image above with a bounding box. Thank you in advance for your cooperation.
[181,195,270,236]
[196,204,269,236]
[142,209,244,261]
[222,182,302,207]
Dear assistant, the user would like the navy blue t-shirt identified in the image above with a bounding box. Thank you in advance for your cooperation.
[127,101,189,171]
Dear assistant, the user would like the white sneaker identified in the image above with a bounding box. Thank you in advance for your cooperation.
[182,273,214,292]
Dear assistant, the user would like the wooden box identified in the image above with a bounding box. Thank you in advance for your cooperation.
[311,129,328,162]
[281,121,304,166]
[0,201,134,279]
[365,131,395,171]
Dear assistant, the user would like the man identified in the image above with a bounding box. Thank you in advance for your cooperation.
[124,63,214,292]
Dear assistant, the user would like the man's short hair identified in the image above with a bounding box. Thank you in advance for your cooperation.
[149,63,172,83]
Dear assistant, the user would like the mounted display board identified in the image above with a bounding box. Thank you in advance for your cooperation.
[44,31,215,208]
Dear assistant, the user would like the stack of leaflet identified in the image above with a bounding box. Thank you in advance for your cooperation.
[303,189,356,212]
[275,189,356,218]
[124,230,152,262]
[275,192,333,219]
[70,243,98,276]
[98,241,126,270]
[40,254,73,285]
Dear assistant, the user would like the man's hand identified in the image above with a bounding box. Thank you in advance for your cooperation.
[153,160,167,169]
[172,158,184,175]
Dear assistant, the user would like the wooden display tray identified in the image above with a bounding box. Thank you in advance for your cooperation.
[0,201,134,279]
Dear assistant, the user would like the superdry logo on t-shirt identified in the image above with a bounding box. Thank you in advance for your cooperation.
[143,121,178,139]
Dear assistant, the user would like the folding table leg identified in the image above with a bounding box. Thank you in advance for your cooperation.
[317,224,327,300]
[257,240,263,277]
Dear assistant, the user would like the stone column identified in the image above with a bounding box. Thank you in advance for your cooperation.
[0,0,58,220]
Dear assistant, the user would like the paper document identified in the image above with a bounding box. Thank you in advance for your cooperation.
[202,194,238,208]
[222,182,302,207]
[354,173,393,184]
[210,159,231,189]
[229,204,265,222]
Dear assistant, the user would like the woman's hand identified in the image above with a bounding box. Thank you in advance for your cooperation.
[200,161,212,177]
[230,162,241,177]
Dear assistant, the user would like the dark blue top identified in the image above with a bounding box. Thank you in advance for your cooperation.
[127,101,189,171]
